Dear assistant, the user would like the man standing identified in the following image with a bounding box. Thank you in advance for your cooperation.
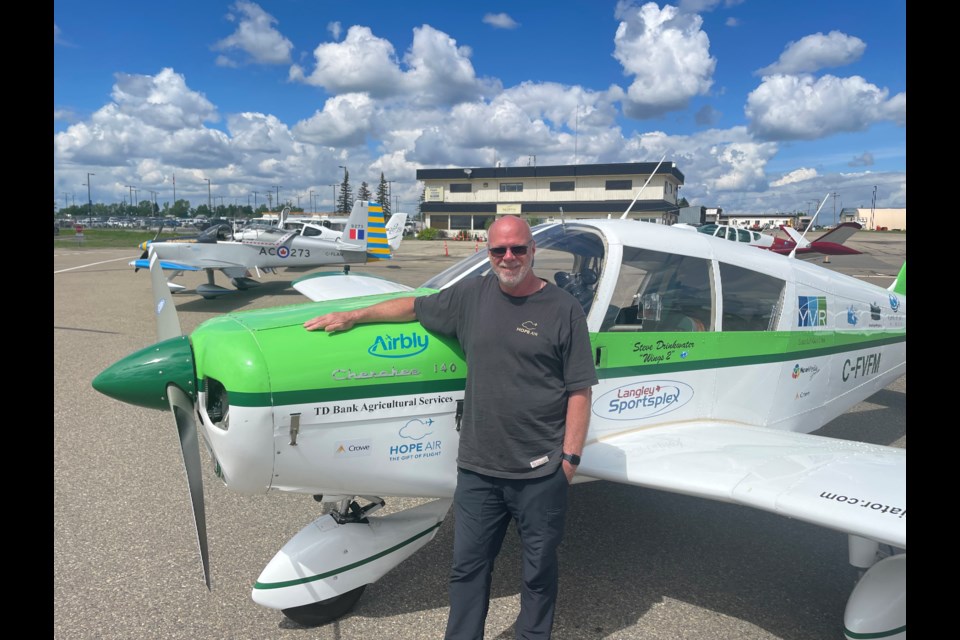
[304,215,597,639]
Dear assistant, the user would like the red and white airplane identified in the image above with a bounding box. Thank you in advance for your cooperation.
[678,221,862,257]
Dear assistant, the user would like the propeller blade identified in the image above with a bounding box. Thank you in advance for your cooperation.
[149,247,182,341]
[168,383,211,590]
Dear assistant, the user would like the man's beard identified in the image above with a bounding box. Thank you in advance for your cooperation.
[493,260,531,289]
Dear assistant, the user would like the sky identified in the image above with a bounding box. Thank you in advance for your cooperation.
[54,0,906,220]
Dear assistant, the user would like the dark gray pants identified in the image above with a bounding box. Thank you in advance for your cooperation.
[444,466,569,640]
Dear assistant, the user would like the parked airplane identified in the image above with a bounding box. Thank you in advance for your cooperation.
[679,221,863,257]
[772,221,864,256]
[130,202,405,298]
[94,218,905,638]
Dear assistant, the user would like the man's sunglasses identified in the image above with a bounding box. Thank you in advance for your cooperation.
[488,245,529,257]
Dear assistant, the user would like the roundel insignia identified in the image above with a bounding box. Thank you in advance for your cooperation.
[277,246,290,258]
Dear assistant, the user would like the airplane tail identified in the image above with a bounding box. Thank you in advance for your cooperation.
[888,262,906,295]
[339,200,372,253]
[363,202,393,261]
[386,212,408,251]
[780,225,811,249]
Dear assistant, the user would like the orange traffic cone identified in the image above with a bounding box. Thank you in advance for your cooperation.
[444,241,449,257]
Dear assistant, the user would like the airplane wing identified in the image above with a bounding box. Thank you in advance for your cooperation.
[129,258,201,271]
[579,422,905,548]
[292,271,416,302]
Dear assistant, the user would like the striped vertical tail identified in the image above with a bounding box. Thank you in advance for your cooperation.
[364,203,392,261]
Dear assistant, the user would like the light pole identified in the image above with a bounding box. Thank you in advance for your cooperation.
[205,178,212,213]
[330,183,338,211]
[84,173,95,221]
[309,190,315,214]
[252,191,258,213]
[273,185,281,211]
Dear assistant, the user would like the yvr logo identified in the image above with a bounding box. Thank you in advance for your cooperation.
[798,296,827,327]
[368,332,429,358]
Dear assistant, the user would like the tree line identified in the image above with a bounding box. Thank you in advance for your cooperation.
[56,172,410,220]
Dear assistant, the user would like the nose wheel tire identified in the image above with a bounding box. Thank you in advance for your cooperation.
[281,585,367,627]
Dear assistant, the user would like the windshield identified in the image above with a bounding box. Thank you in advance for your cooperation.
[421,223,607,314]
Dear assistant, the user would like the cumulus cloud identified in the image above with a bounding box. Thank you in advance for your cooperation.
[770,167,817,187]
[746,74,905,141]
[290,24,498,105]
[292,93,376,147]
[111,68,219,130]
[228,112,295,154]
[613,1,716,119]
[725,17,739,27]
[756,31,865,76]
[213,1,293,66]
[483,13,520,29]
[848,152,874,167]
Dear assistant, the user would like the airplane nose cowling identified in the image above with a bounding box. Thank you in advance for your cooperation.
[92,335,197,411]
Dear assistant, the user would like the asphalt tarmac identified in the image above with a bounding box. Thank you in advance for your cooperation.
[54,231,905,640]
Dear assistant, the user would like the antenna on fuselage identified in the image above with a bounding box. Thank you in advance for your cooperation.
[559,207,565,231]
[789,193,830,259]
[621,153,667,220]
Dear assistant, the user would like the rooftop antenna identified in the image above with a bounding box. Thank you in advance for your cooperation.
[620,153,667,220]
[789,193,830,259]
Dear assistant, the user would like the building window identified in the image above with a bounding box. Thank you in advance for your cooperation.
[449,183,472,193]
[430,215,449,229]
[550,181,575,192]
[500,182,524,193]
[606,179,632,190]
[450,215,472,229]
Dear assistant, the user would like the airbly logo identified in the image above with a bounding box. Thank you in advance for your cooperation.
[368,332,429,358]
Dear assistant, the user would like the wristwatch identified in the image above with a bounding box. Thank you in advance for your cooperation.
[561,452,581,466]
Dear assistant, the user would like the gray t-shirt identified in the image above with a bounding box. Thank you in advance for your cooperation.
[415,275,598,479]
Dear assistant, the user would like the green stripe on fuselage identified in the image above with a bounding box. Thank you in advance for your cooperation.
[194,298,904,407]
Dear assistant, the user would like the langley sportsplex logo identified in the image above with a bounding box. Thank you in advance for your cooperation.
[368,332,429,358]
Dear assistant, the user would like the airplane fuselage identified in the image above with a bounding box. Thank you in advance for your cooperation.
[149,236,369,270]
[178,221,904,499]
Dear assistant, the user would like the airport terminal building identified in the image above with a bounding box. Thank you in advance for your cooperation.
[416,161,685,236]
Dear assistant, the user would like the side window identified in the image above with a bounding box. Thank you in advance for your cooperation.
[718,263,785,331]
[737,228,751,242]
[602,248,713,332]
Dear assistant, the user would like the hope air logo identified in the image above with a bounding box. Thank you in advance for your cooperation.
[517,321,539,336]
[389,418,442,462]
[593,380,693,421]
[798,296,827,327]
[368,332,429,358]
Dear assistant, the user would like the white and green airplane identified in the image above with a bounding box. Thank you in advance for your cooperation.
[94,217,906,638]
[130,200,404,298]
